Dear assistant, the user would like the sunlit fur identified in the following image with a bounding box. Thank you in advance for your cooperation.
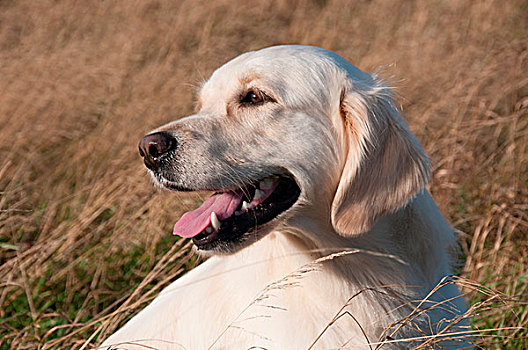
[101,46,471,349]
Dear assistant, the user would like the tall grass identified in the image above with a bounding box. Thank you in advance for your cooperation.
[0,0,526,348]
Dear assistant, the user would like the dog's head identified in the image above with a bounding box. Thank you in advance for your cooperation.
[139,45,430,253]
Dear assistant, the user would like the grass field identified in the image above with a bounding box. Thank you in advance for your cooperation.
[0,0,527,348]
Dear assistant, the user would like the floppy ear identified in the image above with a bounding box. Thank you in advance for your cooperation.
[331,81,431,236]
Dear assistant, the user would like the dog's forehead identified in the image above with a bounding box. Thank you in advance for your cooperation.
[199,46,371,108]
[210,46,338,87]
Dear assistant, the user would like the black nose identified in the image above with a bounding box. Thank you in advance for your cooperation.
[138,132,177,170]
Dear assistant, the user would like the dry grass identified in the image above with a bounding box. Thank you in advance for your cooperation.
[0,0,526,348]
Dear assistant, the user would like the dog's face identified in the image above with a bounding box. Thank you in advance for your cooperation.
[139,46,430,254]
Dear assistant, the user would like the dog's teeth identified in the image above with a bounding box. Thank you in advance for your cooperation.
[241,201,249,211]
[253,189,264,201]
[205,227,213,234]
[211,212,221,230]
[259,178,273,190]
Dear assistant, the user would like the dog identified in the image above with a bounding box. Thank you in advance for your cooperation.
[101,45,470,349]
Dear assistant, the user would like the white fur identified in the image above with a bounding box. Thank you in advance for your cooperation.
[101,46,470,349]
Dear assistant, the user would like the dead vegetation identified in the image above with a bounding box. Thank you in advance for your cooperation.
[0,0,526,348]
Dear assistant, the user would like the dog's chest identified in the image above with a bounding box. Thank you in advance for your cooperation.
[102,233,370,349]
[164,241,356,348]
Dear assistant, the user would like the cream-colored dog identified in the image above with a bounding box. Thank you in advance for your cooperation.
[101,46,470,349]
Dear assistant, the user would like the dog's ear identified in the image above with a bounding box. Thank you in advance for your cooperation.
[331,81,431,236]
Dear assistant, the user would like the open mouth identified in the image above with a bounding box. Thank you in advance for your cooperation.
[172,175,300,250]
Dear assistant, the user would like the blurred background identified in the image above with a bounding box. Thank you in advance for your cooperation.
[0,0,526,348]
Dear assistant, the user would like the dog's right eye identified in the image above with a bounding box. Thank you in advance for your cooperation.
[240,90,266,106]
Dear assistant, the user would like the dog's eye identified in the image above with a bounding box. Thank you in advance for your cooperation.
[240,90,265,105]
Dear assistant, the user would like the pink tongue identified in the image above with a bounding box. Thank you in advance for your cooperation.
[173,191,244,238]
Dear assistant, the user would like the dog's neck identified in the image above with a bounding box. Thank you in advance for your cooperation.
[276,191,455,289]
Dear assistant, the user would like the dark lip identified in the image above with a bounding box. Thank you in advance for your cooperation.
[151,172,195,192]
[163,182,195,192]
[155,173,252,193]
